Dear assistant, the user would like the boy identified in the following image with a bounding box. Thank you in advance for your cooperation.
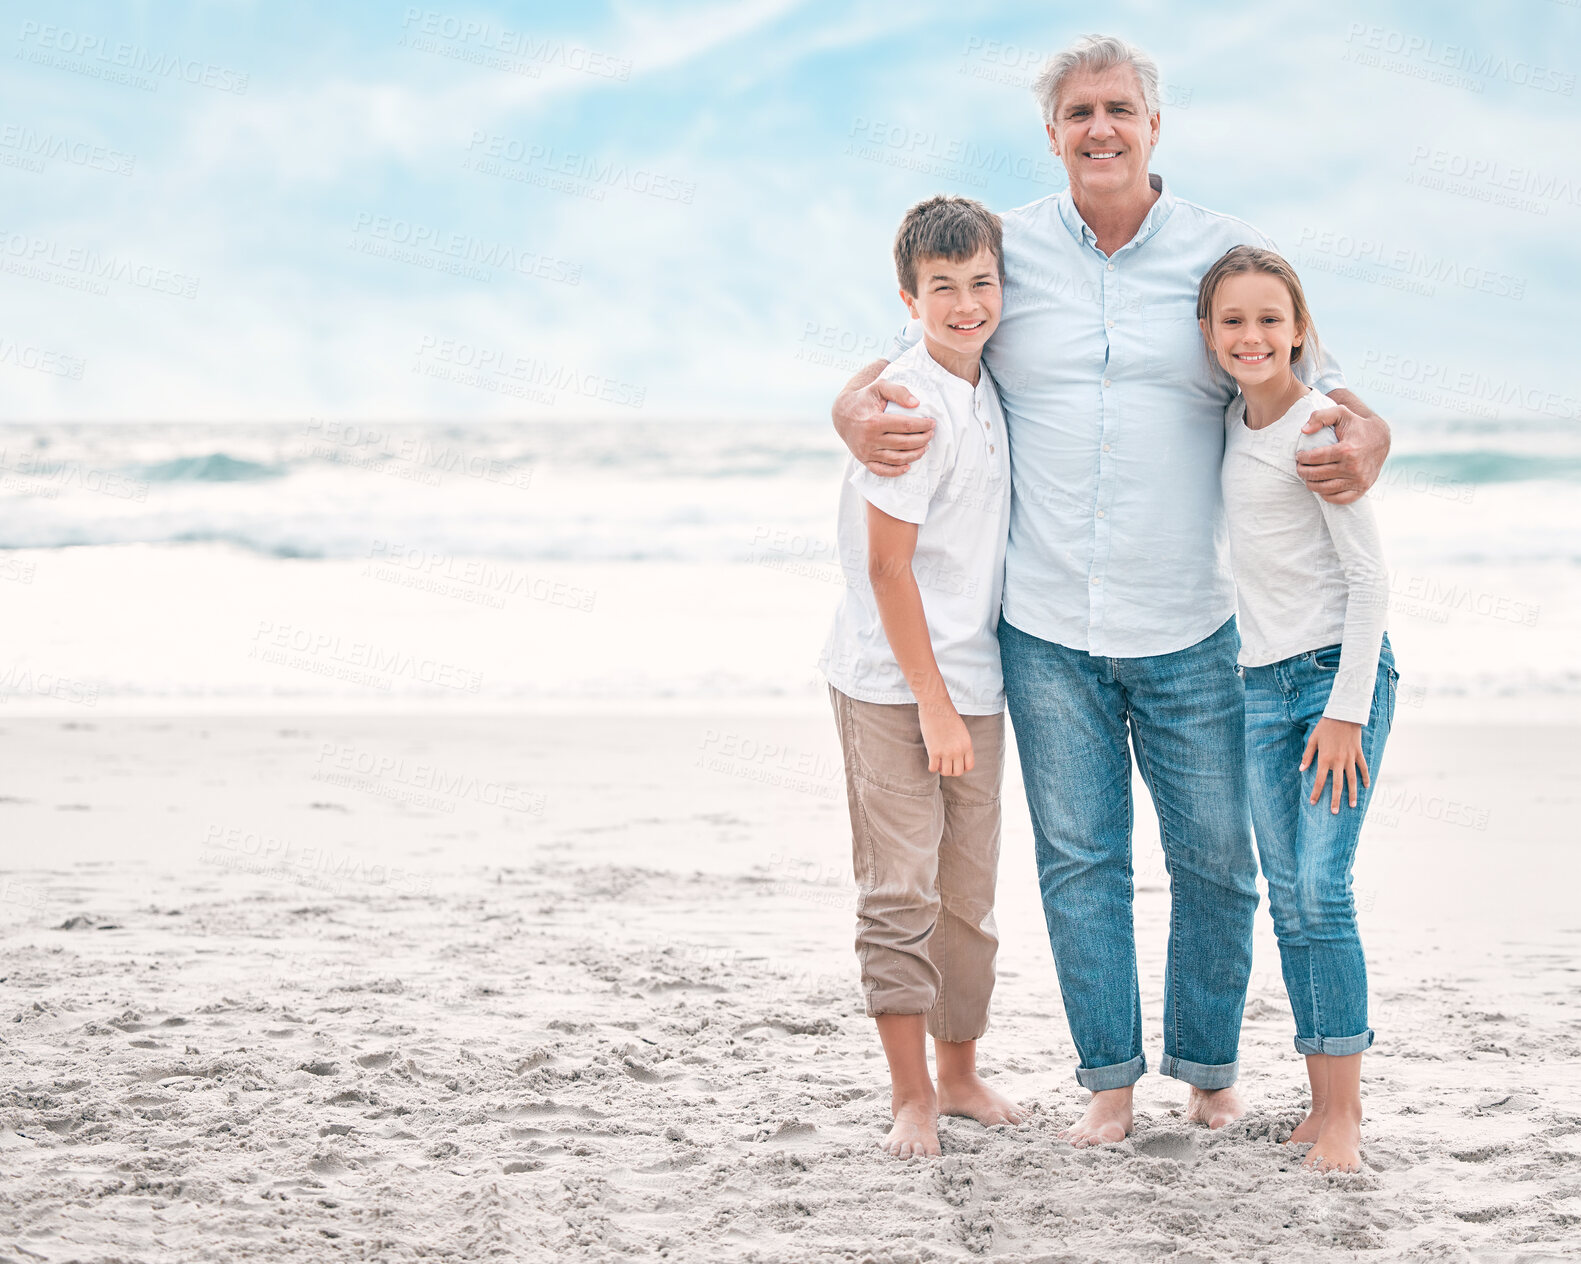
[820,195,1022,1159]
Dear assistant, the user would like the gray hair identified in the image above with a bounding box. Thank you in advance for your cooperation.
[1032,34,1161,126]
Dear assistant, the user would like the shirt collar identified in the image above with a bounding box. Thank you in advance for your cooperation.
[1056,172,1176,254]
[909,341,982,400]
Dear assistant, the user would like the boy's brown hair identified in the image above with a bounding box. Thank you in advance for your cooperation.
[1196,244,1317,365]
[893,195,1005,297]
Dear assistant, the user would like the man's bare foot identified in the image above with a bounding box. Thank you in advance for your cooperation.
[1287,1107,1323,1146]
[937,1073,1026,1127]
[1303,1110,1362,1174]
[882,1096,941,1159]
[1184,1085,1245,1130]
[1060,1086,1133,1147]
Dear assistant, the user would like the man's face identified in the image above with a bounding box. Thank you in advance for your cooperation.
[1045,64,1159,200]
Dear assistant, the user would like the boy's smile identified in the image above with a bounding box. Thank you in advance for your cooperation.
[901,246,1003,383]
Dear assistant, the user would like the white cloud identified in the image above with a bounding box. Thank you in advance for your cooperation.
[1,2,1573,423]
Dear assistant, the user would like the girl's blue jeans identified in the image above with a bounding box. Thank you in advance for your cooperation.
[1241,634,1398,1057]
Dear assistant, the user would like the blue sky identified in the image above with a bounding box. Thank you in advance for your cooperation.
[1,0,1575,423]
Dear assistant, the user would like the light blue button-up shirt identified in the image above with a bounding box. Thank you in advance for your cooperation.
[886,173,1345,658]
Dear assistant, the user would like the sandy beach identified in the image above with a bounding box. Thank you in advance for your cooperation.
[6,1,1578,1258]
[2,712,1577,1262]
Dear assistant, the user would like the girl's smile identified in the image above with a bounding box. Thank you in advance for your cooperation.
[1199,269,1312,428]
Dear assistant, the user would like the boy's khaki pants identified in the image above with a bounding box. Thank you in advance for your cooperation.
[829,685,1004,1043]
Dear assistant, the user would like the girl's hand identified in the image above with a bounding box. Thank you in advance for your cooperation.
[919,703,974,777]
[1300,717,1369,814]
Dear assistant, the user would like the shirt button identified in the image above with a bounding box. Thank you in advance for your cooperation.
[1106,320,1114,329]
[1102,443,1112,452]
[1102,379,1112,388]
[1096,510,1105,518]
[1106,263,1115,272]
[1091,577,1101,585]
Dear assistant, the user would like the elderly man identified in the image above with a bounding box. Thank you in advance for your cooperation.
[831,34,1389,1146]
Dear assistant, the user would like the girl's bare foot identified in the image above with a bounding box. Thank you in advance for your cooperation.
[1302,1051,1362,1171]
[1287,1107,1323,1145]
[1060,1086,1133,1147]
[1304,1109,1362,1173]
[936,1072,1026,1126]
[1287,1053,1329,1147]
[1184,1085,1245,1129]
[882,1095,941,1159]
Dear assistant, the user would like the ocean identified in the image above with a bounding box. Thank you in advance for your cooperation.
[0,419,1574,717]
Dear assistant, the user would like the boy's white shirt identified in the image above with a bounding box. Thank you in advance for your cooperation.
[821,340,1011,714]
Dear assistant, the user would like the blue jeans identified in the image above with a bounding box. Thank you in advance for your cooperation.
[999,616,1260,1091]
[1242,636,1397,1056]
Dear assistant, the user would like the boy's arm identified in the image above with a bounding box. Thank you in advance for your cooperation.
[865,502,974,776]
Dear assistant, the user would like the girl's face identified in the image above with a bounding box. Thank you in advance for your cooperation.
[1199,270,1305,389]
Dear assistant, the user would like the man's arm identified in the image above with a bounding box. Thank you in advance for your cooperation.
[832,359,937,478]
[1297,387,1391,506]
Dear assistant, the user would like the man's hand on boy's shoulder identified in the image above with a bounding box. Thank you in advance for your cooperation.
[833,374,937,478]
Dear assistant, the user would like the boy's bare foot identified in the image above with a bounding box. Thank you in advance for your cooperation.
[937,1073,1026,1127]
[1303,1110,1362,1173]
[1060,1086,1133,1147]
[1184,1085,1246,1130]
[1287,1107,1323,1145]
[882,1096,941,1159]
[874,1015,939,1159]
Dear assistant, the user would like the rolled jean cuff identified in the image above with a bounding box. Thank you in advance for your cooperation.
[1074,1053,1146,1091]
[1158,1053,1239,1090]
[1294,1029,1373,1056]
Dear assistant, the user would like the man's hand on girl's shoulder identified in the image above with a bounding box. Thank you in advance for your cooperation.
[1297,405,1391,505]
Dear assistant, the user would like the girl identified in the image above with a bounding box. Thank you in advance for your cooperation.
[1197,245,1398,1175]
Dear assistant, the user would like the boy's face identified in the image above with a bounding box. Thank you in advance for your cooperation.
[901,247,1003,359]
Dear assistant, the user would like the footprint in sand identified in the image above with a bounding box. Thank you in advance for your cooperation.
[1472,1092,1538,1115]
[1449,1144,1506,1163]
[1134,1131,1200,1163]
